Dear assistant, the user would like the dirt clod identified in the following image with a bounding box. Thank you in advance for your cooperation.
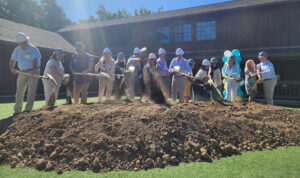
[0,101,299,173]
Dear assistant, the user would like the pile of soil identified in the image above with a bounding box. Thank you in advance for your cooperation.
[0,101,299,173]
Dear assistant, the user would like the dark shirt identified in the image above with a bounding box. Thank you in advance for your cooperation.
[70,53,92,84]
[115,61,126,80]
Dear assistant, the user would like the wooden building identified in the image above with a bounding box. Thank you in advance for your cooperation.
[58,0,300,101]
[0,18,75,96]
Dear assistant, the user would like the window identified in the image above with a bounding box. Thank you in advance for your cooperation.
[174,24,192,42]
[155,26,170,43]
[196,21,216,41]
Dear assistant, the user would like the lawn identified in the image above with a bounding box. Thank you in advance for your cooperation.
[0,146,299,178]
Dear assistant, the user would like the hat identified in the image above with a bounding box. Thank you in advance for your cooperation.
[258,51,268,58]
[176,48,184,55]
[75,42,85,51]
[53,48,64,57]
[158,48,166,55]
[149,53,156,59]
[210,57,218,64]
[202,59,211,66]
[117,52,126,59]
[16,32,29,43]
[188,59,195,65]
[103,48,111,53]
[133,47,141,54]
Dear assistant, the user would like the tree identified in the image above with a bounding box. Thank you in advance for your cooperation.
[0,0,73,31]
[40,0,72,31]
[0,0,44,28]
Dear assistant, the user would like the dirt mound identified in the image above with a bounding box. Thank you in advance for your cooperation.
[0,101,300,173]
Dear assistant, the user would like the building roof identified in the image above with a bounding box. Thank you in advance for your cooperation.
[58,0,298,32]
[0,18,74,52]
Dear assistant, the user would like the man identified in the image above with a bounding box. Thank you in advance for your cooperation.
[169,48,192,103]
[156,48,170,98]
[69,42,93,104]
[126,47,143,99]
[257,51,277,105]
[9,32,41,115]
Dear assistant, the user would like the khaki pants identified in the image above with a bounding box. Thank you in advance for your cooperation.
[263,78,277,105]
[98,80,114,102]
[171,76,186,103]
[14,70,39,114]
[73,83,89,104]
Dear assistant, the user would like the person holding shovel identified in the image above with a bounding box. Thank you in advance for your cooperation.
[257,51,277,105]
[244,59,257,102]
[95,48,116,102]
[209,57,223,101]
[42,48,68,106]
[9,32,41,115]
[195,59,211,101]
[222,55,241,102]
[156,48,170,98]
[69,42,93,104]
[114,52,127,100]
[184,59,195,103]
[169,48,192,103]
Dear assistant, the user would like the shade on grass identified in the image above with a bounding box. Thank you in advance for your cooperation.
[0,146,299,178]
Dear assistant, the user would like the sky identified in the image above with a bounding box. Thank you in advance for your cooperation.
[52,0,231,23]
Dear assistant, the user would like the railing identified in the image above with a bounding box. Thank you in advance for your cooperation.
[257,80,300,100]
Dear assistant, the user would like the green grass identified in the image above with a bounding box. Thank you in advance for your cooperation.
[0,146,299,178]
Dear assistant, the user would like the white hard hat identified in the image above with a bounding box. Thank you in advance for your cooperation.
[133,47,141,54]
[176,48,184,55]
[103,48,111,53]
[16,32,29,43]
[158,48,166,55]
[149,53,156,59]
[202,59,211,66]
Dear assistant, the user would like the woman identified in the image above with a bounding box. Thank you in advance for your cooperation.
[210,57,222,101]
[114,52,127,100]
[95,48,116,102]
[244,59,257,102]
[195,59,211,101]
[184,59,195,103]
[43,48,67,106]
[221,55,241,101]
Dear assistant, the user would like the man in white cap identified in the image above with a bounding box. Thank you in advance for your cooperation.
[9,32,41,115]
[95,48,116,102]
[69,42,93,104]
[257,51,277,105]
[156,48,170,98]
[126,47,142,99]
[169,48,192,103]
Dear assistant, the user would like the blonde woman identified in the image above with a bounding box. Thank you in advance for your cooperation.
[95,48,116,102]
[244,59,257,102]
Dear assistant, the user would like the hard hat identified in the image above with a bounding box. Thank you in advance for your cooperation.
[188,59,195,65]
[53,48,64,57]
[176,48,184,55]
[202,59,211,66]
[149,53,156,59]
[133,47,141,54]
[16,32,29,43]
[75,42,85,51]
[210,57,218,64]
[158,48,166,55]
[117,52,126,59]
[103,48,111,53]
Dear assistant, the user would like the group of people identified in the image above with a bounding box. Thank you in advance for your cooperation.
[9,32,277,115]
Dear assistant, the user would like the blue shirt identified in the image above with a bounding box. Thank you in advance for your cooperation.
[257,60,276,79]
[10,44,41,70]
[70,53,92,84]
[156,57,169,76]
[169,57,192,75]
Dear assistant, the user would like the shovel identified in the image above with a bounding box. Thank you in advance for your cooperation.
[207,67,223,99]
[73,72,110,80]
[250,78,264,92]
[17,71,58,106]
